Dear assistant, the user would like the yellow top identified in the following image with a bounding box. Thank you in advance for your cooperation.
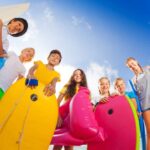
[60,84,79,100]
[34,60,60,85]
[60,85,68,95]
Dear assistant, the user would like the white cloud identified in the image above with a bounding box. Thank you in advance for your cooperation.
[43,7,54,23]
[71,16,92,30]
[72,16,83,26]
[20,12,39,41]
[85,22,92,30]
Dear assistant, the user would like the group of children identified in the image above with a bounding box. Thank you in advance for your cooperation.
[0,17,34,99]
[53,58,150,150]
[0,17,150,150]
[93,77,137,109]
[0,17,61,100]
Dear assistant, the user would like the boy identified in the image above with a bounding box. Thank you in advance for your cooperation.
[27,49,62,96]
[114,77,138,112]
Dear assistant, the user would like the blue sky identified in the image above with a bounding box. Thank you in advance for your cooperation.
[1,0,150,97]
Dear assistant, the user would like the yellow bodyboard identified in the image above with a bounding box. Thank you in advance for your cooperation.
[0,78,58,150]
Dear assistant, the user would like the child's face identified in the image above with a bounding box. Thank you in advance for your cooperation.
[21,48,35,62]
[127,59,140,73]
[73,70,82,83]
[7,20,24,35]
[115,80,126,94]
[48,53,61,66]
[99,79,110,94]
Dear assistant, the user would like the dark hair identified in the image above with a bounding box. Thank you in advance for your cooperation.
[48,49,62,62]
[65,69,88,99]
[7,18,28,37]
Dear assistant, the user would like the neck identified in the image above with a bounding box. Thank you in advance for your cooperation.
[76,83,80,87]
[119,91,125,95]
[101,91,109,97]
[46,64,54,70]
[135,68,143,76]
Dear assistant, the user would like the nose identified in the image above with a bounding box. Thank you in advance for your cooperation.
[103,85,107,89]
[26,53,32,59]
[130,65,135,70]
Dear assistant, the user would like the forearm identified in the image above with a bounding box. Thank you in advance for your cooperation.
[57,94,65,105]
[0,53,7,58]
[27,64,37,78]
[17,74,24,81]
[50,78,58,87]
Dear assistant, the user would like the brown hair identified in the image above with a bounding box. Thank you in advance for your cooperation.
[48,49,62,62]
[65,69,88,99]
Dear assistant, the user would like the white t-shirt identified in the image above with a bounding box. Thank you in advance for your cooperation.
[91,95,106,105]
[0,51,26,91]
[2,26,9,51]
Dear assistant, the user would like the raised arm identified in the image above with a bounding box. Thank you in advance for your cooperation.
[27,63,38,78]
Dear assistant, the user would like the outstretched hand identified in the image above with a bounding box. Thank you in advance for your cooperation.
[43,84,56,96]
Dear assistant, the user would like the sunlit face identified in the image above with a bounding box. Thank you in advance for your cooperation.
[21,48,35,62]
[115,80,126,95]
[48,53,61,66]
[127,59,140,73]
[73,70,82,83]
[99,78,110,94]
[7,20,24,35]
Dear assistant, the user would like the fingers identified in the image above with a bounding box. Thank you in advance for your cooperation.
[29,86,36,89]
[43,85,56,96]
[100,97,109,103]
[137,112,142,118]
